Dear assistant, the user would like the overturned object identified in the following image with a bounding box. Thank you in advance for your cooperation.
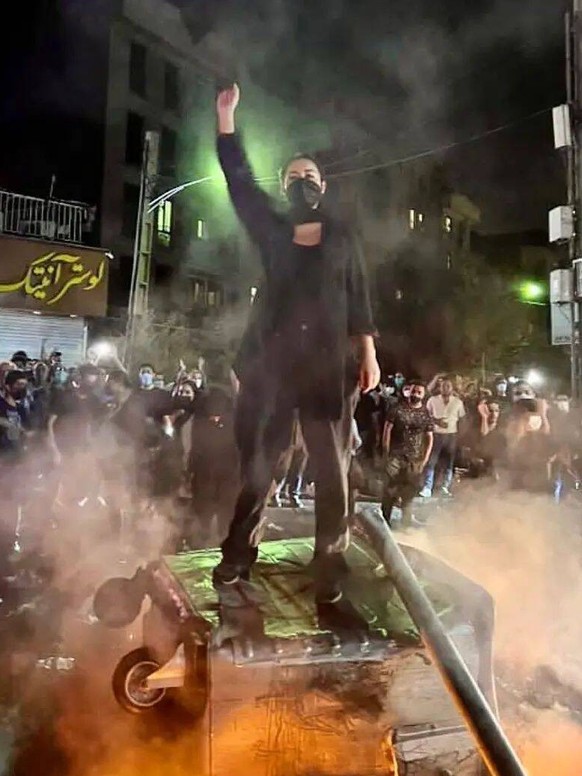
[96,516,508,775]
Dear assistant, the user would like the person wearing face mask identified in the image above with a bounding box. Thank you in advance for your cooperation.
[506,398,552,493]
[190,369,205,393]
[213,83,380,602]
[138,364,156,391]
[511,380,535,403]
[0,371,30,461]
[381,380,434,528]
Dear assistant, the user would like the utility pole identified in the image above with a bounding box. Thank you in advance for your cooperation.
[125,130,160,371]
[566,6,579,398]
[550,4,580,398]
[566,0,582,399]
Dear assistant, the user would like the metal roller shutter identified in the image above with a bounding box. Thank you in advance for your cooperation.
[0,310,87,367]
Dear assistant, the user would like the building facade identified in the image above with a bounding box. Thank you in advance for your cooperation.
[102,0,231,317]
[0,188,109,364]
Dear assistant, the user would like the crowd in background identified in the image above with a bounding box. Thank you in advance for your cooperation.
[0,346,239,574]
[356,372,581,527]
[0,345,579,577]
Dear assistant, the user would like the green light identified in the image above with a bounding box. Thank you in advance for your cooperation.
[518,280,546,301]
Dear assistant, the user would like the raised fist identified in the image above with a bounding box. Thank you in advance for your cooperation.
[216,83,240,116]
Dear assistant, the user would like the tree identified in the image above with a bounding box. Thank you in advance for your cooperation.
[443,254,546,376]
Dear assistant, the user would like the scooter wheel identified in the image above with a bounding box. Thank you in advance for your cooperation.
[112,648,167,714]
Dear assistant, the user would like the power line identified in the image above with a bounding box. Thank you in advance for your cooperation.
[327,107,554,179]
[146,106,553,209]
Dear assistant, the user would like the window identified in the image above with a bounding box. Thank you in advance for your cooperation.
[129,42,147,97]
[417,212,424,224]
[164,62,180,112]
[157,201,172,247]
[125,112,145,166]
[122,183,140,238]
[446,253,453,270]
[408,208,416,230]
[444,215,453,234]
[196,219,207,240]
[160,127,177,175]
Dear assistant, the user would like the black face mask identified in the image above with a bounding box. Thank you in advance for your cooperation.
[286,178,323,223]
[409,395,423,407]
[11,388,27,401]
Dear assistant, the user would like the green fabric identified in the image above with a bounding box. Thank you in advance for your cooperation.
[163,538,453,645]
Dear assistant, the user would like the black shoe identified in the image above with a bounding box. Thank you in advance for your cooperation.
[289,495,304,509]
[212,562,248,587]
[269,494,284,508]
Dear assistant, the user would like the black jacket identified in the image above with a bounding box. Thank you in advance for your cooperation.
[218,133,376,420]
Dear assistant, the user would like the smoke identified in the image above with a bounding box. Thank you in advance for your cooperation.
[409,482,582,769]
[185,0,565,232]
[9,460,582,775]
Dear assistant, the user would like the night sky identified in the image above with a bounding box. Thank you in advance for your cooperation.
[0,0,568,234]
[178,0,567,234]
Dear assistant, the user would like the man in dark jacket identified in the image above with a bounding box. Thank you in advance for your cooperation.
[213,84,380,602]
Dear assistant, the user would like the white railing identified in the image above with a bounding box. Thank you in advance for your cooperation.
[0,189,95,244]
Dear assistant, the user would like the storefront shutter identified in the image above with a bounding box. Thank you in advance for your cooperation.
[0,310,87,367]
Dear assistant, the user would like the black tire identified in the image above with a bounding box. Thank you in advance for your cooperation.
[112,648,168,715]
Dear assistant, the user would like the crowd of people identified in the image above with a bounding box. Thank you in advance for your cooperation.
[0,346,239,573]
[0,351,582,558]
[355,372,580,528]
[0,342,578,579]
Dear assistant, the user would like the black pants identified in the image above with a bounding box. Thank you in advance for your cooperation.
[221,384,358,569]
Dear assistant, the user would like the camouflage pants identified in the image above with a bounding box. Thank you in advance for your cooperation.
[382,455,424,525]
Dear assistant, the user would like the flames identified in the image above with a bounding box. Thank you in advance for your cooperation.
[519,713,582,776]
[14,485,582,775]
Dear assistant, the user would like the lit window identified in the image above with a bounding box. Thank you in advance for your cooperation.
[196,219,207,240]
[157,201,172,246]
[207,291,216,306]
[444,215,453,233]
[409,209,416,230]
[250,286,257,304]
[418,212,424,224]
[446,253,452,270]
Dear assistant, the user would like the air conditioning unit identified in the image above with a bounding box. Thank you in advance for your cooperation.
[574,259,582,299]
[549,206,574,243]
[550,268,573,303]
[553,104,572,149]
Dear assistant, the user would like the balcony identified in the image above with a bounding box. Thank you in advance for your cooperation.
[0,189,95,245]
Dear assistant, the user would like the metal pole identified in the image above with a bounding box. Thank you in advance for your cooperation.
[124,131,159,371]
[357,510,528,776]
[566,9,578,398]
[124,135,149,367]
[572,0,582,398]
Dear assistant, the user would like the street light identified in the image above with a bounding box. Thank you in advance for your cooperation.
[526,368,545,387]
[518,279,546,304]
